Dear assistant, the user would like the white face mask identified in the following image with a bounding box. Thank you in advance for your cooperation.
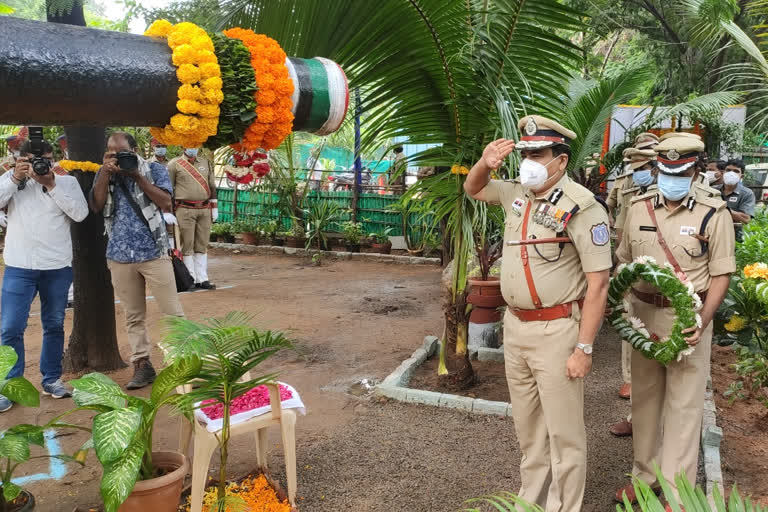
[520,157,559,190]
[723,171,740,186]
[705,171,718,184]
[11,150,20,158]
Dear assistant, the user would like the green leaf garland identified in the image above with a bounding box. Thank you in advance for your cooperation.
[607,258,701,365]
[205,33,257,150]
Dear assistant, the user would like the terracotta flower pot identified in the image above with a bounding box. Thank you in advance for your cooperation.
[285,236,305,248]
[118,451,188,512]
[6,490,35,511]
[371,242,392,254]
[241,232,261,245]
[467,277,507,323]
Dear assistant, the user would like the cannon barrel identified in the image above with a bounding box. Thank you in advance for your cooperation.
[0,17,348,135]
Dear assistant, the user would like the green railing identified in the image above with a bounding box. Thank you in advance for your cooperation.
[216,188,433,241]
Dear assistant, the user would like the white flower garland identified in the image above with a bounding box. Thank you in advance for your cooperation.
[608,257,701,365]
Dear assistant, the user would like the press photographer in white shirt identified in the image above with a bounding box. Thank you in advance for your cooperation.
[0,136,88,412]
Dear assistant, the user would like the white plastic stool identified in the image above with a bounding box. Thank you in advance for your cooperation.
[178,382,298,512]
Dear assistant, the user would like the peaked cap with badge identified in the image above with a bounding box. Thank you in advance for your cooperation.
[624,148,657,171]
[658,131,702,142]
[654,134,705,175]
[634,132,659,150]
[516,115,577,151]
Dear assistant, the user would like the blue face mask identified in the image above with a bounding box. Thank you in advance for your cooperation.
[657,173,693,201]
[632,170,654,187]
[154,147,167,157]
[184,148,198,158]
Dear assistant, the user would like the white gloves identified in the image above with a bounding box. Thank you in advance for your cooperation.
[163,212,178,225]
[0,211,7,229]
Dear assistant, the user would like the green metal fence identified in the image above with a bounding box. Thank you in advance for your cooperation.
[217,188,433,241]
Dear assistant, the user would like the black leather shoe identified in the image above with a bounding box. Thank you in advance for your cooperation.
[195,281,216,290]
[126,358,156,390]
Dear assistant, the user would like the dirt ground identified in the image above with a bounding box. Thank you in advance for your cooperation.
[0,250,637,511]
[711,345,768,505]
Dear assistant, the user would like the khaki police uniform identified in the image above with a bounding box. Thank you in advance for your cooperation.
[615,136,735,496]
[168,154,217,285]
[479,115,612,512]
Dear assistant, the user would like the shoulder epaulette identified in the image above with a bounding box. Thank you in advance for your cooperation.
[630,190,658,205]
[562,180,596,209]
[694,193,727,211]
[694,182,720,198]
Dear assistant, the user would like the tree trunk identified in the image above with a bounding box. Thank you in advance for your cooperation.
[48,2,125,372]
[438,288,474,391]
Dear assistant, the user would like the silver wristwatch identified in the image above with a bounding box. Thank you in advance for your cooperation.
[576,343,593,355]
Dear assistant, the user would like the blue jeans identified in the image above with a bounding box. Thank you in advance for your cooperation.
[1,266,72,385]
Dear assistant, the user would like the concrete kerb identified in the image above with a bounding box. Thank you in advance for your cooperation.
[375,335,511,417]
[701,376,724,507]
[209,242,441,266]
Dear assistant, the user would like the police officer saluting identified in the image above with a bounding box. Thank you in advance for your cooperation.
[465,115,611,512]
[614,134,734,508]
[167,147,218,289]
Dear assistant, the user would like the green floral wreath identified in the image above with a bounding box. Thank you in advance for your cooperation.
[608,257,702,365]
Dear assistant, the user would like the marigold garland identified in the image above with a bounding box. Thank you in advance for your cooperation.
[182,473,291,512]
[223,28,295,151]
[608,257,701,365]
[145,20,223,148]
[57,160,101,173]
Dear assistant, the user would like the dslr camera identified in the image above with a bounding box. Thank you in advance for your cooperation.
[28,126,52,176]
[115,151,139,172]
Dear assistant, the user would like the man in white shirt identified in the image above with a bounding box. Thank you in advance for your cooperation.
[0,137,88,412]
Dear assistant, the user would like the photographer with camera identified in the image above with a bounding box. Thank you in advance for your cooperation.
[90,132,184,390]
[0,131,88,412]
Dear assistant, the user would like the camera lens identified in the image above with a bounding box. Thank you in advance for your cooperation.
[116,151,139,171]
[32,157,51,176]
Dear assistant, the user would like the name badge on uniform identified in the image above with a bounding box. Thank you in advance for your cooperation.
[511,198,525,217]
[680,226,696,236]
[728,196,738,202]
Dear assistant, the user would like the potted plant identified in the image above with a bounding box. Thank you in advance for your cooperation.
[161,312,293,512]
[467,206,506,325]
[284,222,306,248]
[233,219,263,246]
[0,346,88,512]
[262,220,281,246]
[70,357,202,512]
[304,201,344,251]
[342,221,365,253]
[210,223,235,244]
[368,228,394,254]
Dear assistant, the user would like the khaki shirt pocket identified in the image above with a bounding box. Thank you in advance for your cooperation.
[672,234,706,260]
[629,229,657,253]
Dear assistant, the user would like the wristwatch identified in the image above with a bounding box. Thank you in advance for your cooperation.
[575,343,593,355]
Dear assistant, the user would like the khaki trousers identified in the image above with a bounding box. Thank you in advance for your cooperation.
[630,297,712,495]
[108,257,184,363]
[503,311,586,512]
[622,340,632,384]
[177,207,211,255]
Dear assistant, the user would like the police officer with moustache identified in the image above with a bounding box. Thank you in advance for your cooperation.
[465,115,612,512]
[614,134,734,508]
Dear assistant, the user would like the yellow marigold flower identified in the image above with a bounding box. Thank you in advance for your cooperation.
[450,164,470,175]
[176,99,201,114]
[198,104,220,119]
[167,27,194,48]
[200,76,223,92]
[198,118,218,135]
[201,88,224,104]
[170,113,200,134]
[196,51,218,64]
[745,263,768,280]
[144,19,172,37]
[176,64,201,84]
[177,84,202,101]
[724,315,747,332]
[199,62,220,79]
[190,34,214,53]
[172,44,198,66]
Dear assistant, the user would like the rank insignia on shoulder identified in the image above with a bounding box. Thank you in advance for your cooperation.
[591,222,610,246]
[511,198,525,216]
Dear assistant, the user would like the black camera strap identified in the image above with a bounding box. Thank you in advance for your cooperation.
[117,179,150,231]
